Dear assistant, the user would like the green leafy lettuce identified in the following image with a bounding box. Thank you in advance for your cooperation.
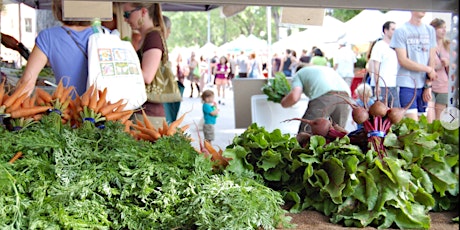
[261,72,291,103]
[223,118,459,229]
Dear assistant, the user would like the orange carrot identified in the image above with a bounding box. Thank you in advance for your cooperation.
[104,109,133,121]
[135,118,145,128]
[9,151,23,164]
[119,112,133,124]
[180,124,190,132]
[133,125,161,140]
[52,79,64,99]
[141,110,154,130]
[3,83,27,107]
[36,96,45,106]
[59,86,74,104]
[29,95,36,108]
[161,119,169,135]
[21,97,31,109]
[204,140,228,166]
[123,119,133,133]
[166,109,192,136]
[35,88,53,104]
[10,106,52,118]
[80,85,94,107]
[99,99,123,116]
[88,88,98,111]
[114,102,127,112]
[6,93,28,113]
[95,88,107,112]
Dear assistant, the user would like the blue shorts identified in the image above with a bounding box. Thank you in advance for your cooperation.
[399,87,427,113]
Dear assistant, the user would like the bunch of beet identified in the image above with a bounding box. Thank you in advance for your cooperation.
[336,78,416,159]
[284,77,415,158]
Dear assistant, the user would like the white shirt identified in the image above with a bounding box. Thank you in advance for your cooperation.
[370,40,398,87]
[334,46,356,78]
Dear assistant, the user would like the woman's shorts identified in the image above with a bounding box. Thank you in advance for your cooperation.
[399,87,427,113]
[432,91,448,105]
[215,78,227,85]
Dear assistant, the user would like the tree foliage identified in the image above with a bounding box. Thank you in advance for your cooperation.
[164,6,279,49]
[331,9,362,22]
[164,7,360,50]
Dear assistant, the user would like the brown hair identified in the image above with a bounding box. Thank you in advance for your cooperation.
[52,0,92,26]
[430,18,450,50]
[127,2,166,37]
[249,53,256,59]
[201,90,214,102]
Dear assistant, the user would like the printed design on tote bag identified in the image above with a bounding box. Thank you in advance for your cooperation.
[112,48,128,61]
[100,63,115,76]
[98,47,139,77]
[128,63,140,75]
[98,48,113,61]
[115,62,130,75]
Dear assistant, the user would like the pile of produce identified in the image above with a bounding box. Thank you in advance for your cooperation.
[233,80,458,228]
[261,72,291,103]
[223,119,458,229]
[0,80,293,229]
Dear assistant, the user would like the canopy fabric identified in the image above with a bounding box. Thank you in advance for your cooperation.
[5,0,220,11]
[271,15,346,53]
[343,9,385,45]
[218,34,267,54]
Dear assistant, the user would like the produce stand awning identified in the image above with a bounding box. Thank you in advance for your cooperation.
[3,0,220,11]
[4,0,458,12]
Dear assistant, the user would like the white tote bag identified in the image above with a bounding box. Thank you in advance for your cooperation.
[87,29,146,110]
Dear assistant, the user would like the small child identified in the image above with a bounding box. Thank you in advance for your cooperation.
[355,83,375,130]
[201,90,219,143]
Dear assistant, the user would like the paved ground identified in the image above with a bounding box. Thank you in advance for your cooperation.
[177,80,245,150]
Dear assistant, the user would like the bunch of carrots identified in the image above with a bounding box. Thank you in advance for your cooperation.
[0,78,135,131]
[130,109,191,142]
[0,79,51,130]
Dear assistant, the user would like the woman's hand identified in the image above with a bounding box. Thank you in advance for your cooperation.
[422,87,432,102]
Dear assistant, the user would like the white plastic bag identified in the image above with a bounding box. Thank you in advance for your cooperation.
[87,29,146,110]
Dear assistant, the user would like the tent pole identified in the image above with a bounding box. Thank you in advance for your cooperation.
[207,10,211,82]
[267,6,272,78]
[18,2,23,67]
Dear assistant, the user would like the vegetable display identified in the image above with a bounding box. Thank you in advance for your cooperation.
[261,72,291,103]
[0,81,292,229]
[223,122,458,229]
[0,116,292,229]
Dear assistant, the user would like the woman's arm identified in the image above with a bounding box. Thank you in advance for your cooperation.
[16,45,48,96]
[141,48,163,84]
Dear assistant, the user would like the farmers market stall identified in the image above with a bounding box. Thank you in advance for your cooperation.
[1,0,458,229]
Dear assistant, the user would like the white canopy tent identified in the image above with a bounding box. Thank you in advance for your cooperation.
[343,9,386,45]
[271,15,346,55]
[218,34,268,54]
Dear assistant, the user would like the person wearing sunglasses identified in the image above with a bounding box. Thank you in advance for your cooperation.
[16,0,93,97]
[122,2,168,129]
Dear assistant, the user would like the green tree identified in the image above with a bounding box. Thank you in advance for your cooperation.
[331,9,361,22]
[164,6,279,50]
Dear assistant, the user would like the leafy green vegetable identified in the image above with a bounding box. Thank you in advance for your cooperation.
[261,72,291,103]
[224,120,459,229]
[0,115,292,229]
